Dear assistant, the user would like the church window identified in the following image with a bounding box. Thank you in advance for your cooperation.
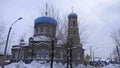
[74,31,76,35]
[41,49,45,59]
[77,52,80,60]
[21,50,24,59]
[60,51,63,59]
[41,49,49,59]
[41,27,43,32]
[38,28,40,34]
[14,52,18,60]
[36,50,40,59]
[36,29,38,33]
[73,20,76,27]
[49,28,52,34]
[43,27,46,33]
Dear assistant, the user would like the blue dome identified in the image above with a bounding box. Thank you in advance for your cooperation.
[68,13,77,19]
[35,16,57,26]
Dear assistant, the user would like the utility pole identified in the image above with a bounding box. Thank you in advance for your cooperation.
[90,46,92,61]
[116,45,120,63]
[110,54,112,62]
[93,51,94,61]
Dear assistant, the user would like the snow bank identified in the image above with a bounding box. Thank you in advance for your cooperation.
[0,61,120,68]
[102,64,120,68]
[5,61,27,68]
[74,64,95,68]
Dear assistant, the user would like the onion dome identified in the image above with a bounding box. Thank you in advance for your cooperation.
[34,16,57,26]
[68,13,77,19]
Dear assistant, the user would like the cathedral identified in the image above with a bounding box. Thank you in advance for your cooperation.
[11,8,84,64]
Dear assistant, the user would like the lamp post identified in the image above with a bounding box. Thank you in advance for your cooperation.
[2,17,22,68]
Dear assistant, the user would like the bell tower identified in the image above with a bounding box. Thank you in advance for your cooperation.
[67,11,84,64]
[68,12,81,46]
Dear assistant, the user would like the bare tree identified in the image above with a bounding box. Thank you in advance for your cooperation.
[111,28,120,63]
[78,19,95,44]
[111,29,120,47]
[46,7,68,67]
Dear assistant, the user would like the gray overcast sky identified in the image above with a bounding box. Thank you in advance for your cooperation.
[0,0,120,59]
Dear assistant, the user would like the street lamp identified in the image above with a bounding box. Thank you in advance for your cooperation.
[2,17,22,68]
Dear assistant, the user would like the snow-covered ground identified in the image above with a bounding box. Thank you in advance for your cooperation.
[0,61,120,68]
[101,64,120,68]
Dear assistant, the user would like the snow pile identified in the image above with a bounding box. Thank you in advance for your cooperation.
[0,61,94,68]
[0,61,120,68]
[28,60,43,68]
[53,62,66,68]
[4,61,49,68]
[5,61,27,68]
[102,64,120,68]
[74,64,95,68]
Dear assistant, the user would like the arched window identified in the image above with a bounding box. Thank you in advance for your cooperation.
[73,20,76,27]
[77,52,80,60]
[41,49,45,58]
[38,28,40,34]
[60,51,63,59]
[74,31,76,35]
[36,50,41,59]
[43,27,46,33]
[40,27,43,33]
[35,29,38,33]
[41,49,49,59]
[50,28,52,33]
[14,52,18,60]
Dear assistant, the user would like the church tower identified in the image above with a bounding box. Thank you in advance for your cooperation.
[67,10,84,64]
[68,12,81,46]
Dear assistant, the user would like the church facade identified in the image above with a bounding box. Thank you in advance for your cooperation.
[11,12,84,64]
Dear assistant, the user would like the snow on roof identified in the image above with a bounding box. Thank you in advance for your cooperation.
[12,46,20,49]
[57,40,64,45]
[93,57,108,62]
[33,36,51,41]
[12,44,29,49]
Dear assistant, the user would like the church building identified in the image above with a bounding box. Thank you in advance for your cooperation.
[11,7,84,64]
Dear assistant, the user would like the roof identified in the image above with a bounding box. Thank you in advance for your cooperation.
[68,13,77,19]
[33,36,50,41]
[57,40,64,45]
[34,16,57,26]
